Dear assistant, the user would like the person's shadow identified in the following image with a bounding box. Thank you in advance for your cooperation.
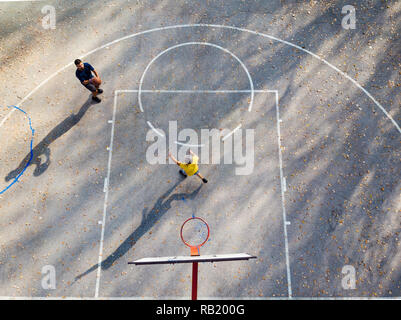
[73,180,202,282]
[5,97,93,181]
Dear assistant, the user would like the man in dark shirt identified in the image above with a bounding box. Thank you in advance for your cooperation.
[75,59,103,103]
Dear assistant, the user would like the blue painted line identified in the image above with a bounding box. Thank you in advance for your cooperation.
[0,105,35,195]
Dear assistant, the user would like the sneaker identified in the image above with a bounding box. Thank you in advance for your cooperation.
[97,89,103,94]
[179,169,187,178]
[92,96,101,103]
[202,178,208,183]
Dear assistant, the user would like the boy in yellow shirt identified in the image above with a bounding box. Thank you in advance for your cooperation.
[168,150,208,183]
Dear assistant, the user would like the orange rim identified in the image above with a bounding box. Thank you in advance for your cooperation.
[180,217,210,252]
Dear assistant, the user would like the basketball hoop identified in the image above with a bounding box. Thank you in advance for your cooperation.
[180,216,210,256]
[180,216,209,300]
[129,215,256,300]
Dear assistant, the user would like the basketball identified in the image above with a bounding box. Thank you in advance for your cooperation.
[91,77,102,86]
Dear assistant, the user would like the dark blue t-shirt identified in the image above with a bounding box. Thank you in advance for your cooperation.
[75,62,94,83]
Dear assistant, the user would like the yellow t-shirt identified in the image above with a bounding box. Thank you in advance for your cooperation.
[179,155,199,176]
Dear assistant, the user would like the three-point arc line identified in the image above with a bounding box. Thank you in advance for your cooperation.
[1,24,399,134]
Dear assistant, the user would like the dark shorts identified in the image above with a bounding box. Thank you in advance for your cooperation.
[84,82,97,92]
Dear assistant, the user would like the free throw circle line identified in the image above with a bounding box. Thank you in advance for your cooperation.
[137,41,255,113]
[146,121,165,137]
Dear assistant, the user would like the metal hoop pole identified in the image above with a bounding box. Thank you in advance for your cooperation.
[191,262,198,300]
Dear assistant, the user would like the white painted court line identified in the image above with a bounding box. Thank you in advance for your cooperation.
[1,24,399,136]
[119,89,270,146]
[222,123,242,141]
[146,120,165,137]
[118,89,276,93]
[103,178,108,193]
[1,24,399,135]
[174,141,205,148]
[94,92,118,298]
[274,90,293,298]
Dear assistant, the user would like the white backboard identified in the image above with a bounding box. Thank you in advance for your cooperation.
[129,253,257,265]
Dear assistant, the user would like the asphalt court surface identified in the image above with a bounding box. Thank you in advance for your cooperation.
[0,0,399,298]
[94,91,287,298]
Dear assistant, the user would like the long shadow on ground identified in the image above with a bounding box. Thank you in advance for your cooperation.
[5,96,93,181]
[74,180,202,282]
